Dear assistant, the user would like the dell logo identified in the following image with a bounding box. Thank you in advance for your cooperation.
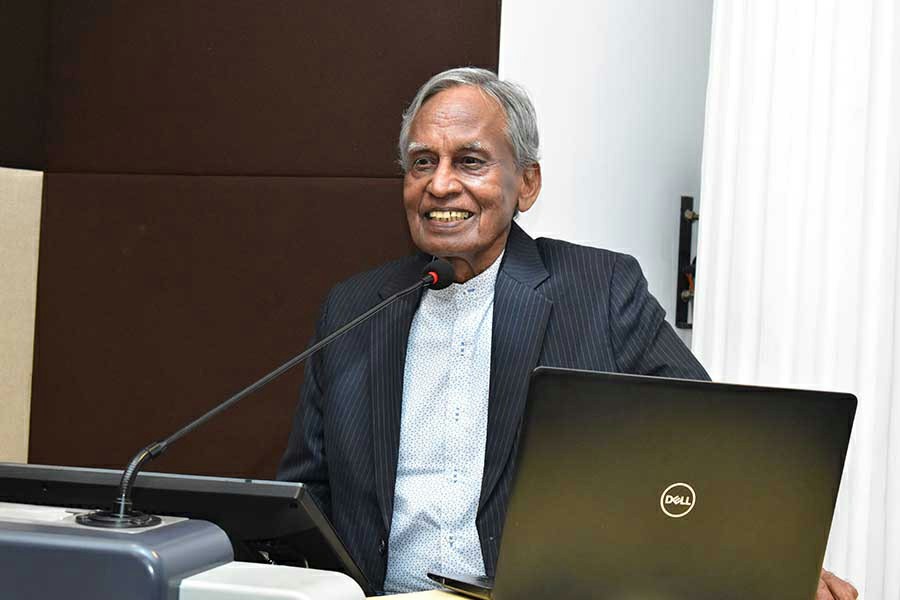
[660,482,696,518]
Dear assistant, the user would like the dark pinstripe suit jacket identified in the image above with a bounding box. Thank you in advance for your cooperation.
[277,222,709,591]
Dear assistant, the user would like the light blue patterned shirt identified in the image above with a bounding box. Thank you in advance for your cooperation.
[383,254,502,593]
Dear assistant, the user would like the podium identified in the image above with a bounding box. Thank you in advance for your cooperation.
[0,463,370,599]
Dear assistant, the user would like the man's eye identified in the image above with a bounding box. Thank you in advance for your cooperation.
[412,157,434,170]
[460,156,486,169]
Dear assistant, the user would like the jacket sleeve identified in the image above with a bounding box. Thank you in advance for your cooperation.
[276,297,333,518]
[608,253,710,381]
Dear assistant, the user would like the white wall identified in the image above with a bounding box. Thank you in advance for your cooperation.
[499,0,713,343]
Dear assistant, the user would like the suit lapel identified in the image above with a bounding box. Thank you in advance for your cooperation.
[479,223,552,510]
[370,257,428,532]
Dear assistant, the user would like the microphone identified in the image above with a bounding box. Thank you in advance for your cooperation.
[422,257,455,291]
[77,258,456,528]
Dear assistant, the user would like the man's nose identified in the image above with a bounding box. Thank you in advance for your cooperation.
[427,159,462,198]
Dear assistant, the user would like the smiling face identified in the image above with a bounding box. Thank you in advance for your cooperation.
[403,85,541,282]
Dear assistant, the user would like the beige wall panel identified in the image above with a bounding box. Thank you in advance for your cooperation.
[0,167,42,462]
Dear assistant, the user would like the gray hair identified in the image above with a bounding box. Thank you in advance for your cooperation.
[398,67,540,172]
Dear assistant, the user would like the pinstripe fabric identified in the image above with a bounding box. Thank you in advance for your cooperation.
[371,291,419,534]
[277,222,709,591]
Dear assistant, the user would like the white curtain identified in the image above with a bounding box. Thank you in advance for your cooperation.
[693,0,900,597]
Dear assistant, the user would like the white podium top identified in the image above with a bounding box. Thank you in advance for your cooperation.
[181,562,365,600]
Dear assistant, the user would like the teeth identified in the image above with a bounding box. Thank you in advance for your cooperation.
[428,210,472,222]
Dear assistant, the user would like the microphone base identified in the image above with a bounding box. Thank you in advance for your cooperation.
[76,509,162,529]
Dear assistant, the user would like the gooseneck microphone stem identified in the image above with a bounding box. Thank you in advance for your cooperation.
[78,260,455,528]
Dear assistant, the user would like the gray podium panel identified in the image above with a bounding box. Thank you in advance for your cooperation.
[0,515,232,600]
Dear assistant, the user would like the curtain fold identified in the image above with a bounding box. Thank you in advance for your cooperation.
[694,0,900,596]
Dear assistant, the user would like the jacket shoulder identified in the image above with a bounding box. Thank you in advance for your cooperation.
[534,236,634,280]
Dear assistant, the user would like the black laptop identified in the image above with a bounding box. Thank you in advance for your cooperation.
[430,367,856,599]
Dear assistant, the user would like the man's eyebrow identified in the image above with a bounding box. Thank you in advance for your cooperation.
[460,141,485,152]
[405,141,487,154]
[406,142,430,154]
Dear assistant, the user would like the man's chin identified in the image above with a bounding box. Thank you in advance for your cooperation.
[411,235,474,261]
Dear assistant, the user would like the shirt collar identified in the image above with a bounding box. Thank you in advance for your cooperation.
[425,252,504,304]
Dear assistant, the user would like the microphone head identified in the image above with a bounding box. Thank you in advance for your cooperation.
[422,258,455,290]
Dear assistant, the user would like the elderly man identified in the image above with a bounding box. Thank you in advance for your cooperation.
[278,68,857,599]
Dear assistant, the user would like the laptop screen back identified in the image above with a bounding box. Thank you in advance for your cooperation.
[493,368,855,599]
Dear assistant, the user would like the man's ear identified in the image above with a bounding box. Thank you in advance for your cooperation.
[517,163,542,213]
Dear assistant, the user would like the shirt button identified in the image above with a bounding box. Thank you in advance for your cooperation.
[378,538,387,555]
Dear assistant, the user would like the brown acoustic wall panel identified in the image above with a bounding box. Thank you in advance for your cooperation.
[30,173,413,477]
[0,0,50,169]
[45,1,501,176]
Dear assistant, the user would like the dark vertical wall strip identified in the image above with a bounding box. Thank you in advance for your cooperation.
[0,0,50,169]
[28,1,501,478]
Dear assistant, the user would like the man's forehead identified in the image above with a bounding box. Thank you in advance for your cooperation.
[424,85,504,117]
[411,87,505,128]
[404,86,512,158]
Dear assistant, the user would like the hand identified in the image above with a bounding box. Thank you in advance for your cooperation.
[816,569,859,600]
